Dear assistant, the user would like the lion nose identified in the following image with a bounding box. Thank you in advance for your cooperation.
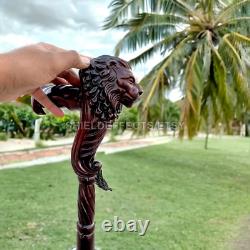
[138,85,143,96]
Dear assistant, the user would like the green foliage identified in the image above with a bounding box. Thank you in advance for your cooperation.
[138,98,180,134]
[35,140,45,148]
[0,103,37,138]
[105,0,250,138]
[0,132,8,141]
[110,100,180,138]
[0,103,80,140]
[16,95,32,106]
[40,113,79,140]
[110,107,139,138]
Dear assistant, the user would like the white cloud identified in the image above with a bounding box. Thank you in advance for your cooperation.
[0,0,118,55]
[0,34,36,52]
[0,0,97,30]
[0,0,153,83]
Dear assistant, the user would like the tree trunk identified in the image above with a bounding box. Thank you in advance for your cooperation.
[205,131,209,150]
[245,113,250,137]
[205,121,209,150]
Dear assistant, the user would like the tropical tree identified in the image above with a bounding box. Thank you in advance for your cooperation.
[104,0,250,138]
[141,99,180,135]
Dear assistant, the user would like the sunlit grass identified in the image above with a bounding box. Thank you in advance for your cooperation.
[0,137,249,249]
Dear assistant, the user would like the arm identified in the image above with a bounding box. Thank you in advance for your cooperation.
[0,42,90,116]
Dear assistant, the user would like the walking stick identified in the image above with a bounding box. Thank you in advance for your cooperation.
[32,55,142,250]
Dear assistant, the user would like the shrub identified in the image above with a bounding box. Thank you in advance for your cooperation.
[0,103,36,138]
[0,103,80,140]
[110,107,138,139]
[35,140,45,148]
[40,112,79,140]
[0,132,8,141]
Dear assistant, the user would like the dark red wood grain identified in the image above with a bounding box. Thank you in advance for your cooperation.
[32,55,142,250]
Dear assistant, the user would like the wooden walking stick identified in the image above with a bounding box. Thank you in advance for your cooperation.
[32,55,142,250]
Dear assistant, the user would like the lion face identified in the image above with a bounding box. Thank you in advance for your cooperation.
[80,55,143,122]
[106,58,143,108]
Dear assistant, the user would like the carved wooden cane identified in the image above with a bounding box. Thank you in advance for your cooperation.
[32,55,142,250]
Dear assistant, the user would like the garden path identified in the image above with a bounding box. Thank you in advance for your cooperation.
[0,135,171,170]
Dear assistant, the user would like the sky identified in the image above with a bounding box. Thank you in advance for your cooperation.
[0,0,118,56]
[0,0,182,101]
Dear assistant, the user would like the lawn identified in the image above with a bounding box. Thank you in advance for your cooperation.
[0,137,249,250]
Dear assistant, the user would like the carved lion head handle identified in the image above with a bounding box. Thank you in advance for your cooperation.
[32,55,143,118]
[32,56,142,192]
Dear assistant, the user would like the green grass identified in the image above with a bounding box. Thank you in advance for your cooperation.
[0,137,249,250]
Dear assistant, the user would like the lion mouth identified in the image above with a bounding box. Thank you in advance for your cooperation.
[120,93,140,107]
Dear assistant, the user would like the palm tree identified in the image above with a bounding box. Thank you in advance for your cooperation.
[104,0,250,139]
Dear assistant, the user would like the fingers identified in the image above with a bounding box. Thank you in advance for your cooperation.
[58,69,80,86]
[38,42,91,79]
[51,69,80,86]
[51,77,69,85]
[40,43,91,69]
[32,88,64,117]
[55,50,91,72]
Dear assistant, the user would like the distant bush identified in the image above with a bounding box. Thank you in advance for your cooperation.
[0,132,8,141]
[0,103,36,138]
[35,140,45,148]
[138,99,181,135]
[0,103,79,140]
[110,107,138,138]
[40,113,79,140]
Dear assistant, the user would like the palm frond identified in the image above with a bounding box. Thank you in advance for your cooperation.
[223,35,243,67]
[185,48,202,113]
[221,16,250,24]
[129,31,187,66]
[140,35,193,111]
[180,45,205,138]
[219,36,250,108]
[229,32,250,46]
[215,0,250,24]
[103,0,145,29]
[104,0,195,30]
[217,16,250,35]
[104,0,250,138]
[114,20,177,55]
[116,13,188,30]
[212,46,234,129]
[160,0,195,15]
[211,46,228,107]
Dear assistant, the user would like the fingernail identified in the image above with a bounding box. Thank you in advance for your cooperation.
[50,107,64,117]
[56,109,64,117]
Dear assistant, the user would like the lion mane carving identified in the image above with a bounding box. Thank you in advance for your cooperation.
[80,56,127,122]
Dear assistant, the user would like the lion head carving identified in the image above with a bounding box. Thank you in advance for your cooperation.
[32,55,142,121]
[79,55,143,122]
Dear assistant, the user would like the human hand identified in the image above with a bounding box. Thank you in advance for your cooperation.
[0,42,90,116]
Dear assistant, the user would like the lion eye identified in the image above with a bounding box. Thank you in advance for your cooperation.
[109,61,117,67]
[128,77,135,83]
